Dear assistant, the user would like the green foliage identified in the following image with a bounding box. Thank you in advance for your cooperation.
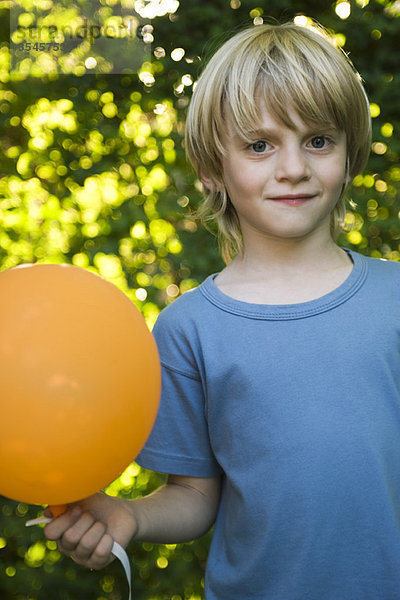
[0,0,399,598]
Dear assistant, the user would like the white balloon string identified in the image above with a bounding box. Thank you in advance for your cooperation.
[26,516,52,526]
[26,519,132,599]
[112,541,132,600]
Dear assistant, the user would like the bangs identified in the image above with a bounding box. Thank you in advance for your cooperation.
[222,31,350,142]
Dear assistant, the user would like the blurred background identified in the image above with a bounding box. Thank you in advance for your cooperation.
[1,0,399,598]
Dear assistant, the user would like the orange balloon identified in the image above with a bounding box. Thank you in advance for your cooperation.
[0,263,160,507]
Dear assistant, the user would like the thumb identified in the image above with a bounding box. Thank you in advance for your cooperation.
[44,502,80,519]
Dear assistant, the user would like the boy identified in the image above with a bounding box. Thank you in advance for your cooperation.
[45,21,400,599]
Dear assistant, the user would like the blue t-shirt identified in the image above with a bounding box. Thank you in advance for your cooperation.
[137,250,400,600]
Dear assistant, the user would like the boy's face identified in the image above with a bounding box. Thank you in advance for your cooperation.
[220,104,348,247]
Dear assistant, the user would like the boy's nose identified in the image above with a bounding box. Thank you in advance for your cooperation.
[274,147,311,183]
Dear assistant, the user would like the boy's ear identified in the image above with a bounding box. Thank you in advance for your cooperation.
[200,173,214,191]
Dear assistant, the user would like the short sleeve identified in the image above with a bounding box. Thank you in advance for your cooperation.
[135,300,222,477]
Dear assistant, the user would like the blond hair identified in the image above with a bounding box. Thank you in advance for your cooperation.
[185,21,371,262]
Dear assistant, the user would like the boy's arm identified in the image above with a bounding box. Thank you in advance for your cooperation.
[44,474,221,570]
[132,473,221,543]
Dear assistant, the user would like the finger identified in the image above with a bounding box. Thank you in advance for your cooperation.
[81,533,115,570]
[44,503,74,519]
[65,520,107,562]
[57,511,97,553]
[44,506,82,541]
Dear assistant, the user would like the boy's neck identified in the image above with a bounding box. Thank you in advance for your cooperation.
[237,234,346,272]
[215,236,353,305]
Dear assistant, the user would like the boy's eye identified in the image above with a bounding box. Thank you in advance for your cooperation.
[251,141,269,153]
[310,136,329,149]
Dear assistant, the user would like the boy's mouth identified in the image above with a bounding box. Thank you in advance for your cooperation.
[268,194,316,206]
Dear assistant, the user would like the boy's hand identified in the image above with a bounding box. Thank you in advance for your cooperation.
[43,493,138,570]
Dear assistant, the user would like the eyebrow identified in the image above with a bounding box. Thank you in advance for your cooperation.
[229,129,273,143]
[229,127,283,146]
[245,127,279,139]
